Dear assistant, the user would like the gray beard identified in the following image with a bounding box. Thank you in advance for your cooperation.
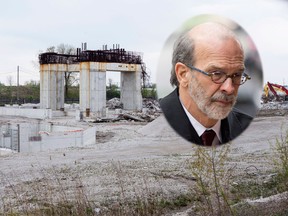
[188,77,237,120]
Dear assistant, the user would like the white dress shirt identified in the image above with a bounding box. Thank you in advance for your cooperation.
[180,100,222,145]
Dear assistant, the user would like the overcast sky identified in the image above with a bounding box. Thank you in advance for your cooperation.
[0,0,287,87]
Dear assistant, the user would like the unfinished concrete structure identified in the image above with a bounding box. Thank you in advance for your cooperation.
[0,121,96,153]
[39,45,145,116]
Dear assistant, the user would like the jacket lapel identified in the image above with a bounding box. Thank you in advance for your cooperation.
[220,118,231,143]
[161,88,202,144]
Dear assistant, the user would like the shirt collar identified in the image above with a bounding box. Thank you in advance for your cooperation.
[180,99,222,143]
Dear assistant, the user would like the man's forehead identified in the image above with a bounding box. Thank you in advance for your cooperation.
[206,62,245,71]
[188,22,238,40]
[193,35,244,62]
[188,22,243,52]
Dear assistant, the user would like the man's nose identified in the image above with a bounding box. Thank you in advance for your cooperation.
[220,78,235,94]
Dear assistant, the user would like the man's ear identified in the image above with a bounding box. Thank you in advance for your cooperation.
[175,62,190,88]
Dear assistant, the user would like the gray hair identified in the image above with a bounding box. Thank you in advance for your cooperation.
[170,22,243,87]
[170,31,195,87]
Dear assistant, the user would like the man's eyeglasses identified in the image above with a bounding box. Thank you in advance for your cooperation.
[185,64,251,85]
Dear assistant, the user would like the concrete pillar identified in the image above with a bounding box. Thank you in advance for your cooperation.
[120,64,142,110]
[40,64,65,110]
[79,62,106,117]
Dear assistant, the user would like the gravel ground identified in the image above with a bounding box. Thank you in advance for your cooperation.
[0,113,288,215]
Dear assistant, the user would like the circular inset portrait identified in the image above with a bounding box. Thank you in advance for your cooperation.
[157,14,263,146]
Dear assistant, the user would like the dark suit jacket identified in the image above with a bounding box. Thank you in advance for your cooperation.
[159,88,253,145]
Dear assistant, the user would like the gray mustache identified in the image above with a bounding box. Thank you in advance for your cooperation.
[211,93,236,102]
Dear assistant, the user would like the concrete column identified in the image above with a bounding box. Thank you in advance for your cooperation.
[56,64,65,110]
[120,64,142,110]
[79,62,106,117]
[40,64,65,110]
[40,64,50,109]
[79,62,90,112]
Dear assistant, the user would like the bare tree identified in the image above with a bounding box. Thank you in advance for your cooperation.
[7,75,14,86]
[46,46,56,52]
[55,44,77,98]
[56,43,75,55]
[108,78,113,88]
[33,44,78,100]
[35,44,78,98]
[7,75,14,103]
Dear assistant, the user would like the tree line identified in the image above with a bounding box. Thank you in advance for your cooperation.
[0,80,40,105]
[0,80,157,106]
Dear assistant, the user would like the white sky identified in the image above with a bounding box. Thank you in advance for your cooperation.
[0,0,287,86]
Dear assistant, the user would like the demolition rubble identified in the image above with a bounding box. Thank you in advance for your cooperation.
[94,98,161,123]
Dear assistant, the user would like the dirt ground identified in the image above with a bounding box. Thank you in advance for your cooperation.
[0,112,288,215]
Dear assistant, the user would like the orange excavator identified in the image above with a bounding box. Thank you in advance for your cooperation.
[263,82,288,102]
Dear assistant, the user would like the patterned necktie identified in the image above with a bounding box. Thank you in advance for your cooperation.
[201,130,216,146]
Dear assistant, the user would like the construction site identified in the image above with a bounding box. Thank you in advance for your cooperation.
[260,82,288,115]
[0,45,288,215]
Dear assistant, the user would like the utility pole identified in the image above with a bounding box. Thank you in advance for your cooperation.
[17,124,20,153]
[17,65,19,104]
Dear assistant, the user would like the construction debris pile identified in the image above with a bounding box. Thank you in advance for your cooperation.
[142,98,161,114]
[123,98,162,122]
[106,98,123,109]
[95,98,161,123]
[258,101,288,116]
[261,101,288,110]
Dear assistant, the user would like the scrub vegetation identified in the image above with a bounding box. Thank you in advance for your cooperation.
[1,129,288,215]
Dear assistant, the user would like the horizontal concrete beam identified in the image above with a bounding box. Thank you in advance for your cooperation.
[40,62,141,73]
[68,63,80,72]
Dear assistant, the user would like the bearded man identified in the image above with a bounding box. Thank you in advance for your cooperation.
[159,22,252,146]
